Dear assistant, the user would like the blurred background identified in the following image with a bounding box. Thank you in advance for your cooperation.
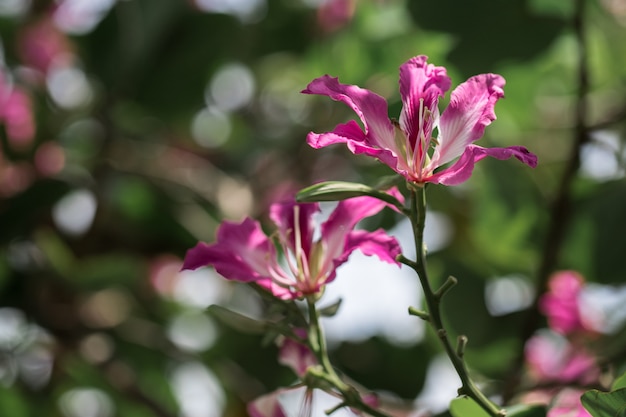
[1,0,626,416]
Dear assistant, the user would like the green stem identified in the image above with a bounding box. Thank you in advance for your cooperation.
[407,185,505,417]
[305,297,393,417]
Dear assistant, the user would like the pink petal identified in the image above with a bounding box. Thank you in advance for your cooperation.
[317,0,356,33]
[427,144,537,186]
[2,89,35,147]
[182,218,275,282]
[525,332,599,385]
[278,336,317,377]
[434,73,505,168]
[547,389,591,417]
[269,201,319,257]
[321,189,402,261]
[248,391,288,417]
[306,121,400,172]
[318,189,403,283]
[540,271,586,335]
[302,75,398,160]
[341,229,402,266]
[398,55,450,149]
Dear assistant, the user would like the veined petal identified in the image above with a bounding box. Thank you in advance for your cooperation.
[341,229,402,266]
[427,144,537,186]
[302,75,397,154]
[255,278,301,300]
[321,189,402,258]
[182,218,275,282]
[398,55,450,148]
[319,189,402,281]
[248,390,288,417]
[269,201,319,257]
[306,121,400,172]
[434,73,505,168]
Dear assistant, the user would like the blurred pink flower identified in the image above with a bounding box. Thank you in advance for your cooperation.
[303,55,537,186]
[0,161,35,197]
[278,331,318,378]
[248,335,315,417]
[540,271,589,335]
[18,16,74,76]
[0,73,36,148]
[525,332,600,385]
[317,0,356,33]
[547,389,590,417]
[183,192,402,300]
[149,255,184,297]
[248,336,378,417]
[34,142,65,176]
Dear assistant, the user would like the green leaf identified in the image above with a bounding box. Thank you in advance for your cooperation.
[208,305,267,334]
[505,404,547,417]
[450,397,490,417]
[581,388,626,417]
[318,298,342,317]
[612,371,626,390]
[296,181,404,209]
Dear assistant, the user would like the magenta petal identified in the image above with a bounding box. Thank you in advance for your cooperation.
[321,193,392,259]
[269,201,319,257]
[248,390,288,417]
[398,55,450,146]
[435,73,505,167]
[341,229,402,266]
[306,121,400,171]
[302,75,397,155]
[307,120,368,149]
[428,144,537,186]
[278,336,317,377]
[540,271,586,335]
[182,218,275,282]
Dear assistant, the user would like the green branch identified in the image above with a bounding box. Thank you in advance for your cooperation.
[406,184,505,417]
[305,298,393,417]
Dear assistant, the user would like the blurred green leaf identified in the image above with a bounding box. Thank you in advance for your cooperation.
[318,298,342,317]
[70,254,144,288]
[505,404,547,417]
[613,371,626,390]
[450,396,490,417]
[582,388,626,417]
[208,304,267,334]
[0,388,29,417]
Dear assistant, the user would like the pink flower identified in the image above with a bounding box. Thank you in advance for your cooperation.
[248,336,378,417]
[540,271,588,335]
[317,0,356,33]
[547,389,591,417]
[524,331,600,385]
[183,192,402,300]
[18,16,74,76]
[303,55,537,186]
[0,74,36,148]
[278,333,318,378]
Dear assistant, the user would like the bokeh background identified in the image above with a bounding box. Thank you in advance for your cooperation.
[1,0,626,416]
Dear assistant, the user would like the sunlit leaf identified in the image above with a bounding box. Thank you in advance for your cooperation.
[296,181,404,209]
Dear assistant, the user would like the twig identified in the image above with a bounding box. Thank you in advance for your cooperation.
[406,185,505,417]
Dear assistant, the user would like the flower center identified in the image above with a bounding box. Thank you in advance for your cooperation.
[394,98,435,181]
[267,205,324,297]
